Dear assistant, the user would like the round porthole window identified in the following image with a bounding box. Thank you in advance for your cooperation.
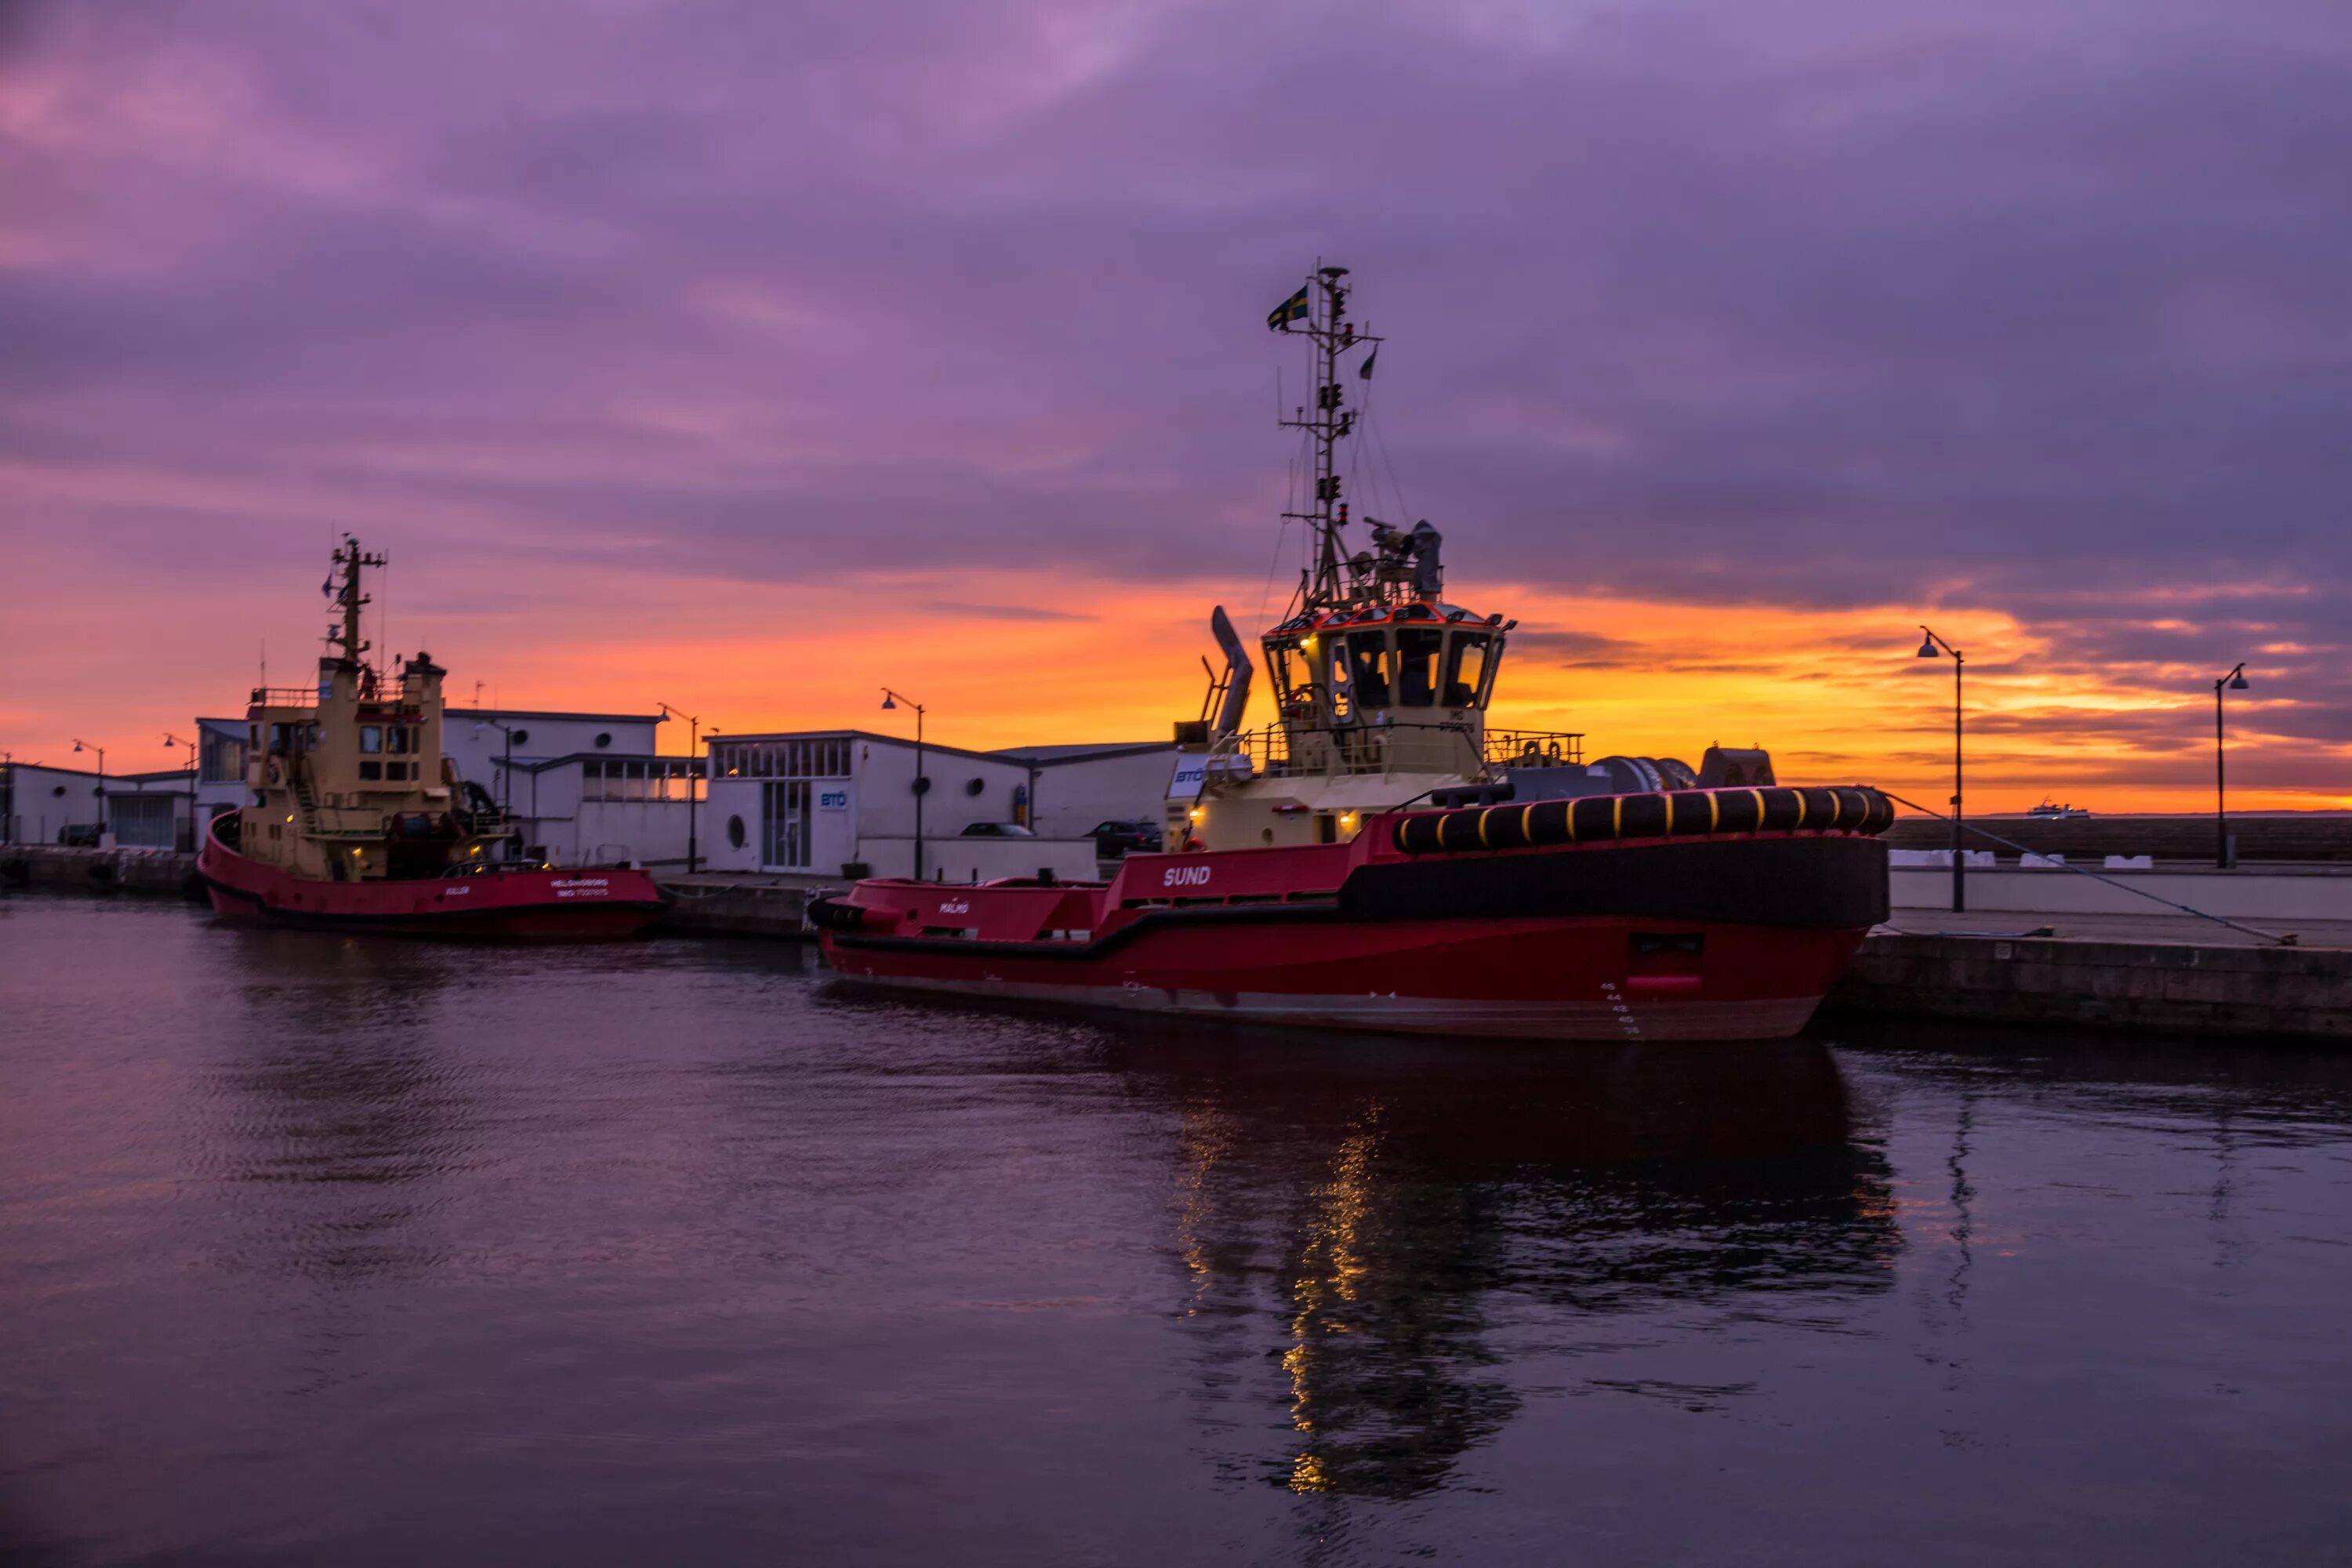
[51,784,66,797]
[510,728,531,746]
[726,815,746,849]
[964,777,985,797]
[594,732,612,749]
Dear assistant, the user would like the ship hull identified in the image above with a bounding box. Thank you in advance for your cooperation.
[817,818,1889,1043]
[825,916,1861,1041]
[197,834,666,940]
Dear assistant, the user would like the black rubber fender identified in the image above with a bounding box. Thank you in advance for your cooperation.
[1390,784,1896,855]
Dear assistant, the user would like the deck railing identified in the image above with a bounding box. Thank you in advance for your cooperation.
[1483,729,1588,768]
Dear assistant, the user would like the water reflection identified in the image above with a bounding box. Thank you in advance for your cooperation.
[205,930,478,1286]
[1113,1034,1898,1499]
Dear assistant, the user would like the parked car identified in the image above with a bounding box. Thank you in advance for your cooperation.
[1089,818,1160,858]
[958,822,1035,838]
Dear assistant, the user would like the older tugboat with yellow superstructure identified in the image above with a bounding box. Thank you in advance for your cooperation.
[814,267,1893,1039]
[197,538,666,938]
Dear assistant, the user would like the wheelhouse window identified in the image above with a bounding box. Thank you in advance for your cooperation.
[359,726,383,754]
[1345,630,1393,708]
[1443,632,1494,709]
[1267,641,1316,717]
[1396,627,1443,706]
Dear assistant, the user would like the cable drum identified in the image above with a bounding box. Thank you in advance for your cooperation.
[1391,785,1896,856]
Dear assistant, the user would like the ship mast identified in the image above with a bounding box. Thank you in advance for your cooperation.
[1277,265,1382,612]
[326,535,386,669]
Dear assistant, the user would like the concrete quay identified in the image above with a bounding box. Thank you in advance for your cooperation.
[652,872,821,938]
[1830,909,2352,1041]
[1,845,202,897]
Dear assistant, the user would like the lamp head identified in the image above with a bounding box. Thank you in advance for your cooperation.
[2229,670,2249,691]
[1915,633,1939,659]
[73,740,83,752]
[880,692,897,711]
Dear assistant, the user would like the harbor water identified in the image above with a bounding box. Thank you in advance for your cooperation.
[5,897,2350,1564]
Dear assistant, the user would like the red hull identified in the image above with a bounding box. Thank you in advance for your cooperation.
[817,800,1891,1043]
[198,831,666,940]
[826,915,1864,1041]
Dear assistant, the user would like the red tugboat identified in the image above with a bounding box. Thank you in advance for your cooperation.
[812,266,1893,1039]
[197,538,666,939]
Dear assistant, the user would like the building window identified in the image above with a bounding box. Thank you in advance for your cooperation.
[726,814,746,849]
[200,731,249,784]
[360,726,383,754]
[359,761,383,781]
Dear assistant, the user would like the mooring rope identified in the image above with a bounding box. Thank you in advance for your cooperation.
[1875,788,2296,947]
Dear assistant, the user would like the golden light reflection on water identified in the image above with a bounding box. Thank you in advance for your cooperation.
[1174,1108,1235,1309]
[1155,1043,1899,1502]
[1285,1112,1381,1494]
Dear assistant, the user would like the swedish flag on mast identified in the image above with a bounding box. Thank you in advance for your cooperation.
[1265,284,1310,332]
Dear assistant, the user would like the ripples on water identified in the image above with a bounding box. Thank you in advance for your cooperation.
[3,896,2350,1564]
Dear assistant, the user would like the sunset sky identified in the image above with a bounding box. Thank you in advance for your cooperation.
[3,0,2347,809]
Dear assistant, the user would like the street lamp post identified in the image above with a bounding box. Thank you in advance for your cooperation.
[71,739,106,844]
[1915,628,1965,913]
[880,688,927,881]
[2214,662,2249,869]
[164,731,198,851]
[657,702,702,874]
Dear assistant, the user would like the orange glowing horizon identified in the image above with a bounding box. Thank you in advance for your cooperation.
[6,561,2343,818]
